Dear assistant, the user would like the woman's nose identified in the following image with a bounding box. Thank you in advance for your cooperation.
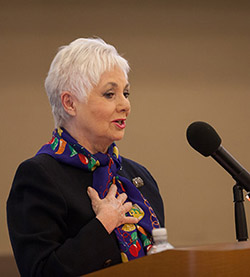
[117,94,131,113]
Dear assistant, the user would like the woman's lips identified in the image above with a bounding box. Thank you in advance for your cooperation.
[112,119,126,129]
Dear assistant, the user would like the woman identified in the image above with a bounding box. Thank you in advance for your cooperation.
[7,38,165,276]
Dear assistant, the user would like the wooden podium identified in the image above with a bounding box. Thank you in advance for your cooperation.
[86,241,250,276]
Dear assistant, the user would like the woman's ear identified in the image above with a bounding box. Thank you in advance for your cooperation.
[61,91,77,116]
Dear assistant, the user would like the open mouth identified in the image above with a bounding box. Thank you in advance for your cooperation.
[116,120,124,125]
[113,119,126,129]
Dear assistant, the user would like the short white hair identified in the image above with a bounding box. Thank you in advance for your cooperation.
[45,38,130,127]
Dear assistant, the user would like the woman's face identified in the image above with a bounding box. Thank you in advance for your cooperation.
[73,67,131,153]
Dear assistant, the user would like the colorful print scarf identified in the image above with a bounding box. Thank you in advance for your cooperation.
[37,128,160,262]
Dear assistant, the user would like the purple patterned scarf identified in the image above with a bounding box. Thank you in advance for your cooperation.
[37,127,160,262]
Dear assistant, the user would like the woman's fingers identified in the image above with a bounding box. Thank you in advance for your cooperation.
[122,216,139,225]
[123,201,133,212]
[106,183,117,198]
[87,185,139,233]
[87,186,98,198]
[122,202,139,225]
[87,187,100,205]
[117,192,127,204]
[107,185,128,205]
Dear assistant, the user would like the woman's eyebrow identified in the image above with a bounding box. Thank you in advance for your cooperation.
[125,83,130,89]
[105,82,130,89]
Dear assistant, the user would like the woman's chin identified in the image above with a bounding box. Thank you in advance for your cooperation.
[113,133,125,142]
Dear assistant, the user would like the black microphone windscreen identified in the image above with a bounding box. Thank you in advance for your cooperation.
[186,121,222,157]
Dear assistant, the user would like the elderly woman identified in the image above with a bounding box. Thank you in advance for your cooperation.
[7,38,165,276]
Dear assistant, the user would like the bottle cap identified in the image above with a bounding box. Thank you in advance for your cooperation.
[152,228,167,237]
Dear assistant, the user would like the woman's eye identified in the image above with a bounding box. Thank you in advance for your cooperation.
[103,92,115,99]
[124,91,130,98]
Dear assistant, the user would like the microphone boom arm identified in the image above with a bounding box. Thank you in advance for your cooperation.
[212,146,250,193]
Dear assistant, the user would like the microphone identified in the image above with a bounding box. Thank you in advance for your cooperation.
[186,121,250,193]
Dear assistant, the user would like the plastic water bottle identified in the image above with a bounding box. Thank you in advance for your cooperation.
[147,228,174,255]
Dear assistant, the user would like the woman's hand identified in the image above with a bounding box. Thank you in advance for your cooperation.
[87,184,139,234]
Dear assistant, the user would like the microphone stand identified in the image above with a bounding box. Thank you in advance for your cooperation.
[233,183,248,241]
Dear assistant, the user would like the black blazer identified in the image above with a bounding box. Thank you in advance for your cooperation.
[7,154,165,276]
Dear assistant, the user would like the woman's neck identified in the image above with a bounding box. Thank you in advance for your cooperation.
[60,124,109,154]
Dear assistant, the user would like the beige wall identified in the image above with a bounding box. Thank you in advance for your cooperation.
[1,1,250,255]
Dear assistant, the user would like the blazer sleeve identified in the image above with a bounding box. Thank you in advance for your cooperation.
[7,159,121,277]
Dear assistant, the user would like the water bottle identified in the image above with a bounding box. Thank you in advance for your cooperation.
[147,228,174,255]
